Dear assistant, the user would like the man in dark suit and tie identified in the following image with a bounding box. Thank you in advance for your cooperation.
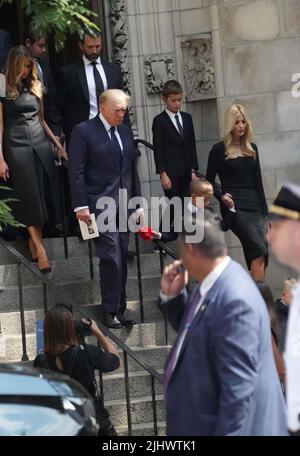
[159,210,287,436]
[68,89,142,328]
[24,25,56,126]
[0,28,12,71]
[51,32,127,145]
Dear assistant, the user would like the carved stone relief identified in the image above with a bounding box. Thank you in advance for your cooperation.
[181,35,216,101]
[109,0,132,96]
[144,55,175,94]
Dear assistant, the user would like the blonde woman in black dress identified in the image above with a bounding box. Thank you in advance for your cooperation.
[206,104,268,281]
[0,46,67,272]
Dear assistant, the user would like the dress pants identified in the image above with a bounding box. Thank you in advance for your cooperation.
[160,174,190,235]
[93,230,129,315]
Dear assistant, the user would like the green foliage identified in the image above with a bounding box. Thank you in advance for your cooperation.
[0,186,25,231]
[0,0,100,50]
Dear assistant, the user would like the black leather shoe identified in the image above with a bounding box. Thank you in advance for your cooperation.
[102,312,123,329]
[117,313,136,327]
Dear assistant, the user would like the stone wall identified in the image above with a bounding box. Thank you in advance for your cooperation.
[214,0,300,290]
[103,0,300,292]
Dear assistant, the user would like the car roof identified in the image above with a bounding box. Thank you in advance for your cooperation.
[0,363,89,398]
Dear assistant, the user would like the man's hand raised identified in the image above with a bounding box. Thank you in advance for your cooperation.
[161,260,188,297]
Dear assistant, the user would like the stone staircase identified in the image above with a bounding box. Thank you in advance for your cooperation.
[0,236,177,435]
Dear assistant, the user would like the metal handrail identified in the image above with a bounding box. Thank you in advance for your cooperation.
[0,238,163,435]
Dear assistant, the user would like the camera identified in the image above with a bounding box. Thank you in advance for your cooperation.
[75,319,92,343]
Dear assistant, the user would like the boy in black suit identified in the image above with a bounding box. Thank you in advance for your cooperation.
[152,80,198,244]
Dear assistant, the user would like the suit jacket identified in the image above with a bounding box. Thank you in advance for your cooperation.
[152,110,198,177]
[68,116,141,215]
[160,259,287,436]
[38,59,56,127]
[0,29,12,71]
[51,58,125,143]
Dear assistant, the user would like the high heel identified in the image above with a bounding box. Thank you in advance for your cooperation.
[27,239,38,262]
[37,252,52,274]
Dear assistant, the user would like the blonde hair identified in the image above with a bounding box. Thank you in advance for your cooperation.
[4,45,42,100]
[190,178,213,197]
[223,104,255,159]
[282,277,298,292]
[99,89,130,107]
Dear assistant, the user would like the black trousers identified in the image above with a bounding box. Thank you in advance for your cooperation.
[160,174,190,236]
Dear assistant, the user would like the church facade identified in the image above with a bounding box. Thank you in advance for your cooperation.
[102,0,300,288]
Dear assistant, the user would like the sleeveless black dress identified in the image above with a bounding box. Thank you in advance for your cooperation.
[206,141,268,269]
[1,87,59,226]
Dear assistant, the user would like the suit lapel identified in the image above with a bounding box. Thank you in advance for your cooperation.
[169,264,232,383]
[75,60,89,104]
[162,110,182,139]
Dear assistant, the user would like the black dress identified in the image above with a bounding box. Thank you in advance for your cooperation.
[206,141,268,269]
[1,87,59,226]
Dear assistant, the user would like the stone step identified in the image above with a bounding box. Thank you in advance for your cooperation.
[0,234,171,264]
[82,298,165,324]
[0,333,36,361]
[0,237,87,264]
[0,254,171,286]
[105,394,165,427]
[102,369,164,401]
[0,310,43,335]
[85,321,175,348]
[0,322,173,363]
[0,297,165,337]
[0,344,171,375]
[0,275,162,312]
[116,421,166,436]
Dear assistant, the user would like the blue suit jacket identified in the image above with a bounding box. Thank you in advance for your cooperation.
[68,116,141,214]
[161,259,287,436]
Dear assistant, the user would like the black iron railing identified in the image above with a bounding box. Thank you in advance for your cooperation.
[0,238,163,436]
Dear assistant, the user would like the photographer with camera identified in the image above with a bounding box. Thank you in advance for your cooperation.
[34,305,120,436]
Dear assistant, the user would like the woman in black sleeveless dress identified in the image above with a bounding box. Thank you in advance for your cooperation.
[206,104,268,281]
[0,46,67,272]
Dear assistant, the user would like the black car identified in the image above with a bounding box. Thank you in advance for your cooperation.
[0,363,98,436]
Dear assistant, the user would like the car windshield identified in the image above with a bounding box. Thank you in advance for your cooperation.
[0,404,82,436]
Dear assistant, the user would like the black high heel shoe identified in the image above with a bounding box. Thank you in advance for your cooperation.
[37,254,52,274]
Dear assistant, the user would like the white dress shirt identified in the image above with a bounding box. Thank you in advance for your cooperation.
[161,256,230,370]
[165,108,183,134]
[285,281,300,432]
[82,55,108,119]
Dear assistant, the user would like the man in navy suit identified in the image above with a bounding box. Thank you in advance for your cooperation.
[68,89,142,329]
[51,31,129,235]
[159,210,287,435]
[51,32,128,145]
[0,28,12,71]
